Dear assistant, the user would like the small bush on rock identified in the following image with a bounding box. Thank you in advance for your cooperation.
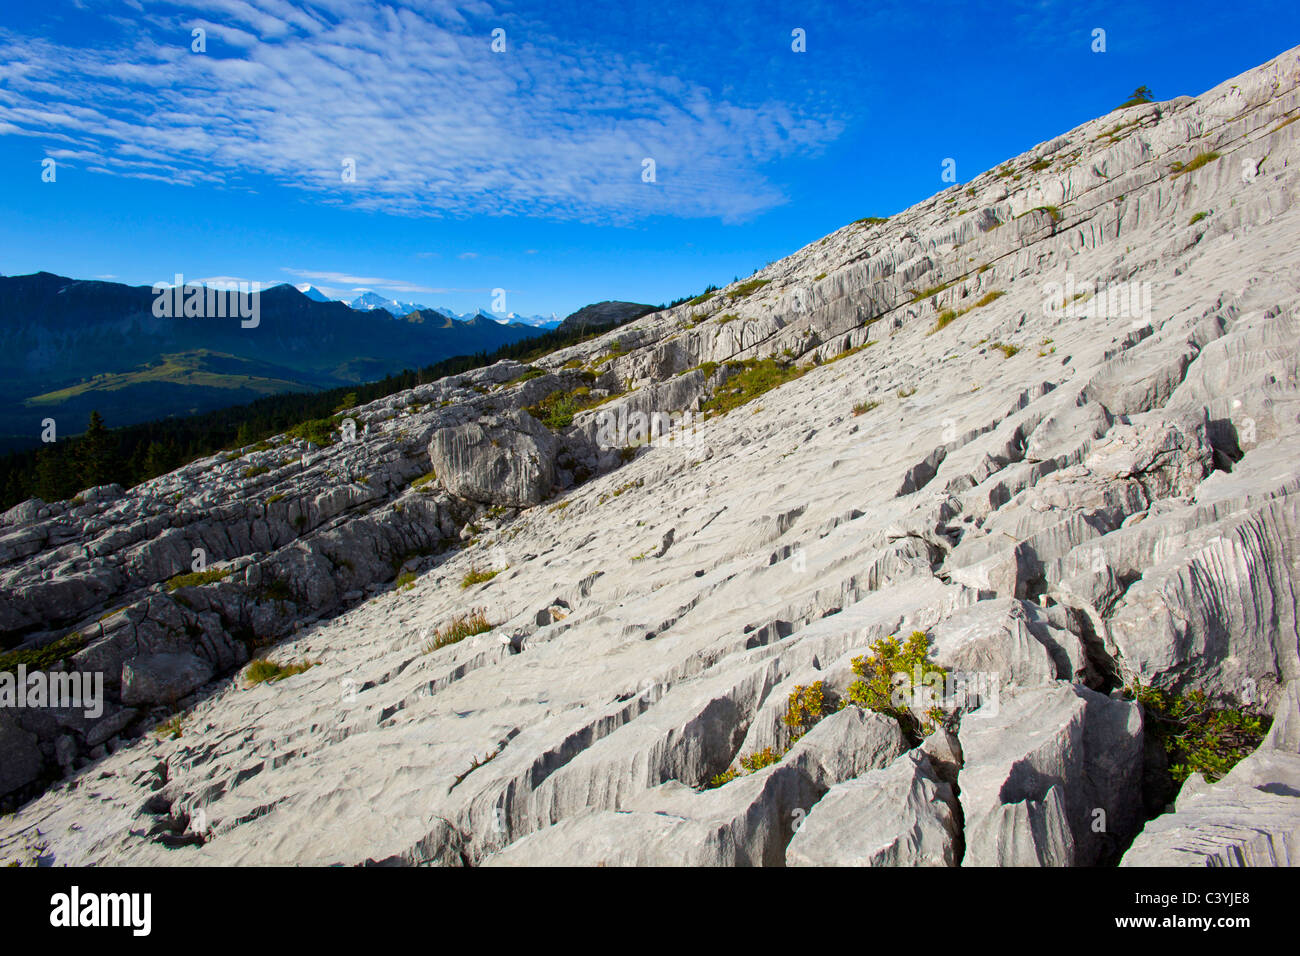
[1128,683,1270,783]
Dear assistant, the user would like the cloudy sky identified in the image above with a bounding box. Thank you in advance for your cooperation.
[1,0,1295,314]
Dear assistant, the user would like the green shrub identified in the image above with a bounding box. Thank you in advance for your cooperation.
[853,216,889,226]
[166,567,231,591]
[930,289,1006,335]
[423,609,493,652]
[266,492,285,504]
[285,417,337,446]
[246,658,316,686]
[1169,151,1220,179]
[155,715,185,740]
[1114,85,1154,110]
[506,367,547,386]
[395,571,417,591]
[1128,683,1269,783]
[410,470,437,489]
[700,358,805,417]
[844,631,947,735]
[1189,211,1209,225]
[783,681,826,739]
[461,566,501,589]
[525,386,611,429]
[0,632,87,678]
[910,278,957,302]
[730,278,771,298]
[243,465,270,479]
[932,309,959,333]
[991,342,1021,358]
[852,400,879,416]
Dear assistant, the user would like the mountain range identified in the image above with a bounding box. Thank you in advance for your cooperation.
[0,274,553,452]
[297,284,561,328]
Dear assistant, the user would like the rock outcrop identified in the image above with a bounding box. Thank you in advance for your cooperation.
[4,46,1300,866]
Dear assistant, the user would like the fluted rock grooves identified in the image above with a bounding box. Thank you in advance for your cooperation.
[3,47,1300,866]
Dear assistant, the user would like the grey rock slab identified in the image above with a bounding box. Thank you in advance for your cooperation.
[787,751,960,867]
[959,682,1143,866]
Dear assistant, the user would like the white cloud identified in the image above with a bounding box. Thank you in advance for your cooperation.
[0,1,841,223]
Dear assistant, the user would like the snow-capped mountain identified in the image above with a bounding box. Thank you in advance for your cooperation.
[348,290,430,316]
[285,286,560,327]
[294,284,333,303]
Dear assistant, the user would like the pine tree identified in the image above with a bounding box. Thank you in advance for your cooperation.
[75,411,116,490]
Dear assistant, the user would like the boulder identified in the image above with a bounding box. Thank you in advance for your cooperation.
[120,652,214,706]
[428,410,559,507]
[787,751,961,866]
[0,713,43,798]
[959,682,1143,865]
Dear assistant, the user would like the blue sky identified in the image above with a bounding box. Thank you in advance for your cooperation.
[1,0,1297,317]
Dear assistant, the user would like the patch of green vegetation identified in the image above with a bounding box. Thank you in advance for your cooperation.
[395,571,417,591]
[598,476,644,505]
[814,272,828,281]
[853,216,889,226]
[1028,158,1052,171]
[1018,205,1062,223]
[929,289,1006,335]
[0,632,87,678]
[333,392,359,413]
[166,567,232,591]
[506,367,547,386]
[707,682,827,788]
[423,609,493,652]
[1169,151,1221,179]
[910,278,958,302]
[1128,683,1270,783]
[246,658,316,686]
[526,382,617,430]
[716,313,740,325]
[410,470,437,489]
[266,493,286,505]
[897,385,917,399]
[155,715,185,740]
[461,566,501,589]
[932,309,959,333]
[990,342,1021,358]
[784,681,827,739]
[730,278,771,298]
[1189,211,1209,225]
[700,358,805,417]
[285,417,337,447]
[242,465,270,479]
[844,631,947,736]
[825,341,875,366]
[1114,85,1154,110]
[590,339,630,369]
[852,400,880,416]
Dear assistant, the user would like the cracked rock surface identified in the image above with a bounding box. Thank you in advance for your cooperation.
[4,47,1300,865]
